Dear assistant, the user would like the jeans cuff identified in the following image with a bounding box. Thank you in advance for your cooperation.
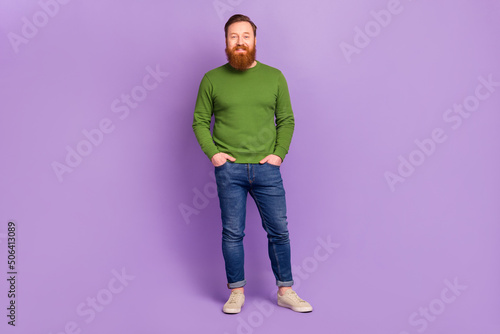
[227,280,247,289]
[276,280,294,287]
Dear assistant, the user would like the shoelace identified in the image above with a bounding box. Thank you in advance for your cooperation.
[228,293,241,304]
[285,291,306,304]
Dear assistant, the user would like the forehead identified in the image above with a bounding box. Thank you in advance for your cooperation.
[227,21,254,36]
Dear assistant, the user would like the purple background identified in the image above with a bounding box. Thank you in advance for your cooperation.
[1,0,500,333]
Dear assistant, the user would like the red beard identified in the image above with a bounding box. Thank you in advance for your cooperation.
[225,43,257,71]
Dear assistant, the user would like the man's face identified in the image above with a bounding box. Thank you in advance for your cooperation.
[225,21,256,71]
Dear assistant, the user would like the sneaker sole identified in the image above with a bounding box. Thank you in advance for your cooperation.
[223,302,244,314]
[277,300,313,313]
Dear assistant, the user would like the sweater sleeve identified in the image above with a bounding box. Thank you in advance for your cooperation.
[192,75,219,160]
[273,72,295,160]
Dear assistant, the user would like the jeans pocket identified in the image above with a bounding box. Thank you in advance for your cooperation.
[215,161,229,169]
[266,162,280,168]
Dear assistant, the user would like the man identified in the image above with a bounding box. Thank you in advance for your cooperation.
[192,14,312,314]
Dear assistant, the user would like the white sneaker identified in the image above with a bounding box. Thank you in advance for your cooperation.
[223,290,245,314]
[277,289,313,312]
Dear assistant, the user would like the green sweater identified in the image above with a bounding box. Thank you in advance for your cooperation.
[192,61,295,163]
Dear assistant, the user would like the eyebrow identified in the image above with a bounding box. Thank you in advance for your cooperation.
[229,32,251,35]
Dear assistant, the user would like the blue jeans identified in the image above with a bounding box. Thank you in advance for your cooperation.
[214,161,294,289]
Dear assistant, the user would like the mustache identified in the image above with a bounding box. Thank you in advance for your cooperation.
[231,44,249,51]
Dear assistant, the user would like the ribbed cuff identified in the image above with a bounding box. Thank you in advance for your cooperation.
[205,148,220,161]
[273,146,288,161]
